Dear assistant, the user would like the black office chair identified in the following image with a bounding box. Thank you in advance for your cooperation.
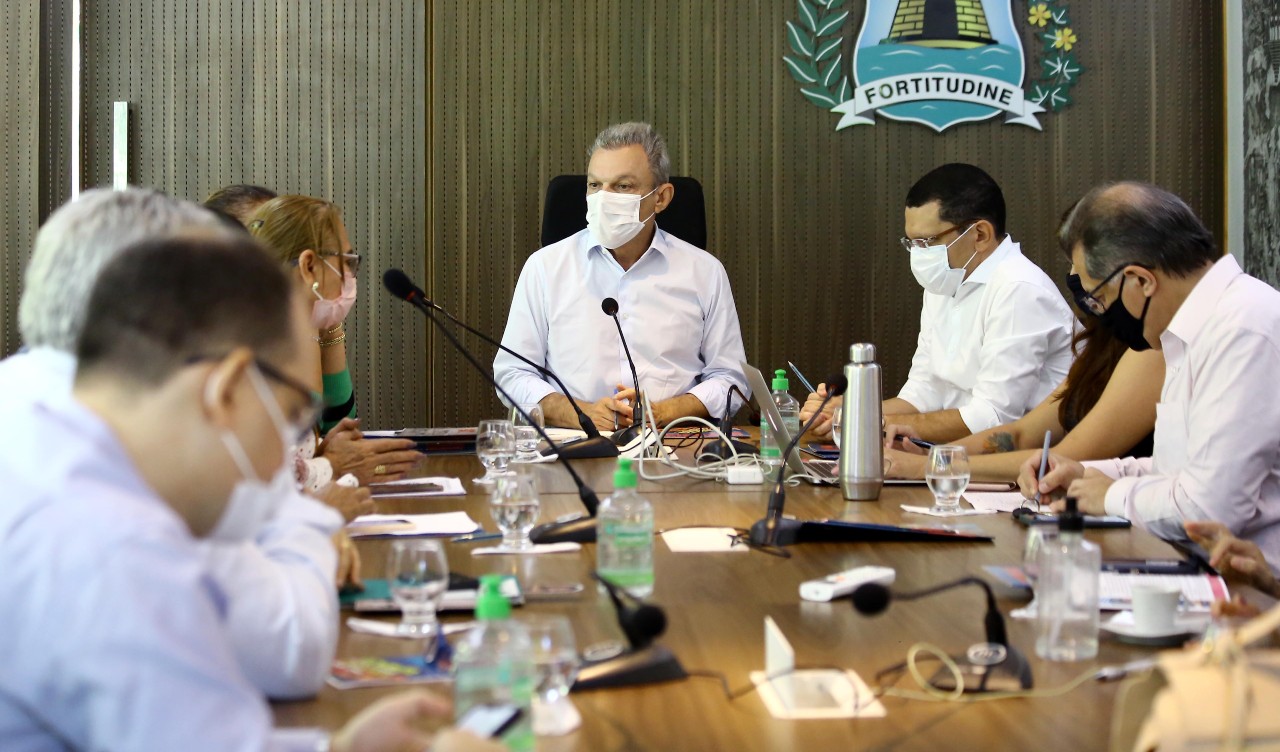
[540,174,708,250]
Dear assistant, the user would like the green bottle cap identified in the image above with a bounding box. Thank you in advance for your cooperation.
[613,457,638,489]
[474,574,511,620]
[772,369,789,391]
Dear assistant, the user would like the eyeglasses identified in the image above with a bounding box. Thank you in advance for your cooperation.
[288,251,361,279]
[1073,263,1146,316]
[899,223,973,252]
[188,355,326,440]
[317,251,361,278]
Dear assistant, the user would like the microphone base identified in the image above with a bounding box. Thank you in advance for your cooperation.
[529,515,597,544]
[572,645,687,691]
[926,644,1033,693]
[541,435,620,460]
[611,423,644,448]
[704,438,759,460]
[748,516,804,547]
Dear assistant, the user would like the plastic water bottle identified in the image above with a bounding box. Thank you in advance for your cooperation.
[1034,498,1100,661]
[760,369,800,475]
[596,457,654,597]
[453,575,535,751]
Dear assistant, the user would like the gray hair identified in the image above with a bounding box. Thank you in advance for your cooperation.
[1067,182,1218,280]
[19,187,228,351]
[588,122,671,186]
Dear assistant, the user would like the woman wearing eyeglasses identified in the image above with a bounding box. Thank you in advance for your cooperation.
[249,196,422,490]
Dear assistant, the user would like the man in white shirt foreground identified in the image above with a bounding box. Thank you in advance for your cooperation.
[495,121,749,430]
[802,163,1075,443]
[0,188,354,699]
[0,234,494,751]
[1019,182,1280,571]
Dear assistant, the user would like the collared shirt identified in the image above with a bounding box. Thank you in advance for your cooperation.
[495,227,750,418]
[0,348,341,699]
[0,395,327,751]
[896,236,1076,433]
[1087,255,1280,571]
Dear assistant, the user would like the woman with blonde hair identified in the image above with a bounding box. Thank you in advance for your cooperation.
[250,195,421,486]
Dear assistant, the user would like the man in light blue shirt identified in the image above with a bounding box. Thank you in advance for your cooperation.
[0,235,488,751]
[0,188,342,699]
[495,122,749,430]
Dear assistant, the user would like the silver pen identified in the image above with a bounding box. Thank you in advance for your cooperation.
[787,361,816,394]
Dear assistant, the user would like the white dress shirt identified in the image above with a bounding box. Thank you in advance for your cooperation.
[896,236,1076,433]
[494,227,750,419]
[0,395,327,751]
[0,348,341,699]
[1086,255,1280,571]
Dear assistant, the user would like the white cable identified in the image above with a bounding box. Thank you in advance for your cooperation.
[637,416,768,482]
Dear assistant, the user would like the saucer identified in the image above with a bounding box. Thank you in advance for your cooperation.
[1101,611,1210,647]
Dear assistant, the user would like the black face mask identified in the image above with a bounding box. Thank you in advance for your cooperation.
[1098,274,1152,351]
[1065,273,1089,316]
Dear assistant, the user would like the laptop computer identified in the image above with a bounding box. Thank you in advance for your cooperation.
[742,362,839,483]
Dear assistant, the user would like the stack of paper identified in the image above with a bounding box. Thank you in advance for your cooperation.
[346,512,480,538]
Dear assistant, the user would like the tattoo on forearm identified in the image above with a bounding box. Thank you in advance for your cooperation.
[983,432,1016,454]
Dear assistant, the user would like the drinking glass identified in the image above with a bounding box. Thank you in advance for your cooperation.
[925,444,969,513]
[525,615,581,736]
[387,540,449,659]
[474,419,515,484]
[830,404,842,450]
[512,403,544,462]
[490,472,540,551]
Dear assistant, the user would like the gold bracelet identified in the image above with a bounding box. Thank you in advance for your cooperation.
[318,333,347,348]
[322,323,345,336]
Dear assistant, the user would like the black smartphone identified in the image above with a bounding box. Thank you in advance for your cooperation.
[457,703,523,738]
[1011,508,1132,528]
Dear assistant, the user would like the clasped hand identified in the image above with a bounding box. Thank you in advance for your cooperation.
[319,418,424,484]
[583,385,637,432]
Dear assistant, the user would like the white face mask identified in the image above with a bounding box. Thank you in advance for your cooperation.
[586,187,658,250]
[908,223,978,297]
[210,366,298,541]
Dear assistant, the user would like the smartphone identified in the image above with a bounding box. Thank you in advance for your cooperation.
[1012,508,1132,528]
[368,481,444,496]
[457,704,523,738]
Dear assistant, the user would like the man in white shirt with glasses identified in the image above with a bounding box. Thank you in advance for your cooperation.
[804,163,1075,444]
[1020,182,1280,572]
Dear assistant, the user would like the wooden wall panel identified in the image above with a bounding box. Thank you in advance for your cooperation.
[431,1,1224,426]
[74,0,428,429]
[0,2,40,356]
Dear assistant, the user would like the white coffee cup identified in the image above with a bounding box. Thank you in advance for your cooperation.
[1130,582,1182,634]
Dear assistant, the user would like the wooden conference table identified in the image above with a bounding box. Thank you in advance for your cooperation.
[273,448,1186,751]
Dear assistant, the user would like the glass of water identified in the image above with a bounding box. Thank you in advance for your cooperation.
[925,444,970,513]
[490,471,540,551]
[526,615,581,736]
[387,540,449,659]
[512,403,544,462]
[474,419,515,484]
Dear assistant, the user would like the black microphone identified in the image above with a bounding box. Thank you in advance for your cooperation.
[852,577,1032,693]
[748,374,848,547]
[383,269,617,460]
[601,297,645,447]
[572,572,686,691]
[383,269,600,543]
[591,572,667,650]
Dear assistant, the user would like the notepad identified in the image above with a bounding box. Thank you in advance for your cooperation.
[346,512,480,537]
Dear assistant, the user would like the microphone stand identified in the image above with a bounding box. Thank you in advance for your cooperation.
[602,299,646,449]
[748,380,845,547]
[572,573,688,691]
[425,300,618,461]
[855,578,1033,693]
[388,280,600,543]
[703,384,757,460]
